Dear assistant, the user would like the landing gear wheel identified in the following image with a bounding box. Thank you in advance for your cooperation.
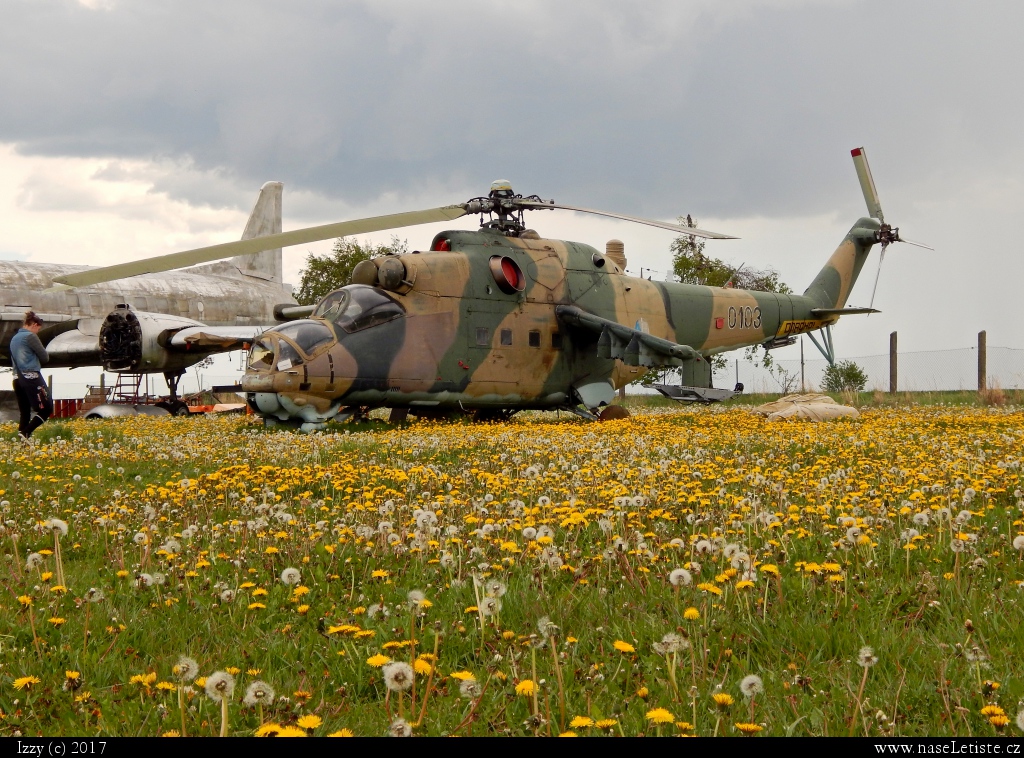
[155,400,190,416]
[598,405,630,421]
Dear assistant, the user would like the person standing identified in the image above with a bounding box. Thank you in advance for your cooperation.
[10,311,52,440]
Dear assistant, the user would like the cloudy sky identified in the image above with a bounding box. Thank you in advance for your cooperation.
[2,0,1022,368]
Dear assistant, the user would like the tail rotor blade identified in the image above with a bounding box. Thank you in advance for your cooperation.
[868,242,888,311]
[851,147,885,223]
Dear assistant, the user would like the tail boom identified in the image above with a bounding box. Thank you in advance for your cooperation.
[802,217,879,311]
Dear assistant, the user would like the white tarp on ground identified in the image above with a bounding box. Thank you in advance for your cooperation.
[753,393,860,421]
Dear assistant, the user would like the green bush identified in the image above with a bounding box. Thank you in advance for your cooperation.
[821,359,869,393]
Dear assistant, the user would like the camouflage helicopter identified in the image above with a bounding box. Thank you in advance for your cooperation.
[60,148,923,429]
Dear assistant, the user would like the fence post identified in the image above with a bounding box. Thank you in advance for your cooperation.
[978,331,987,392]
[889,332,897,393]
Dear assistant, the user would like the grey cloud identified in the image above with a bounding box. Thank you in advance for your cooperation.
[1,0,1021,220]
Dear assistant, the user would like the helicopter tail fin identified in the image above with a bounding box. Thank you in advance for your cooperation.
[230,181,284,289]
[801,217,880,311]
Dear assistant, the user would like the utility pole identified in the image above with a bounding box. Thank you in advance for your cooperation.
[889,331,897,394]
[978,330,987,392]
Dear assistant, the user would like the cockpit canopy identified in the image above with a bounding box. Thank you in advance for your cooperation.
[313,284,405,333]
[247,319,334,372]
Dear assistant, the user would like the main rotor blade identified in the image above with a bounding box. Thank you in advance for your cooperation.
[868,242,888,311]
[52,205,468,288]
[898,237,934,251]
[851,147,885,223]
[519,200,737,239]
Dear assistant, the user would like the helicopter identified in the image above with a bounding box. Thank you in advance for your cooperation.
[55,148,925,430]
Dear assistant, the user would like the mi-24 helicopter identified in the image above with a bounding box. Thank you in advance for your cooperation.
[54,148,927,429]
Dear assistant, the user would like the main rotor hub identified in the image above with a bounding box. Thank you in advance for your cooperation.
[462,181,554,236]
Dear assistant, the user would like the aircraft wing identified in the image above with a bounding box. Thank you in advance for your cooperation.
[167,325,269,351]
[35,319,103,367]
[555,305,701,367]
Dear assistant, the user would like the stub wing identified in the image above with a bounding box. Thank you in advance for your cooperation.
[555,305,700,367]
[167,325,269,351]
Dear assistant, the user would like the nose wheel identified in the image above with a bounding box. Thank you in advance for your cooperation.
[155,371,190,416]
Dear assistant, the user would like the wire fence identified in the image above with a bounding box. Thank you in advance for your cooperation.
[714,345,1024,394]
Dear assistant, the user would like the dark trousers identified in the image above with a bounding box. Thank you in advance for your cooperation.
[13,374,52,437]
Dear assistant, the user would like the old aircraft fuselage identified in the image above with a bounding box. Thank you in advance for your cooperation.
[241,219,878,426]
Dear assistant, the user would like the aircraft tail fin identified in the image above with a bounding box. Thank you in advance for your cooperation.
[802,217,879,311]
[231,181,283,287]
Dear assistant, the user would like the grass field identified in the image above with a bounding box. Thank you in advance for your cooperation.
[2,405,1024,737]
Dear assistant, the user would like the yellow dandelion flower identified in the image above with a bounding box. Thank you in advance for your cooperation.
[713,692,734,708]
[248,602,266,610]
[735,722,764,735]
[13,676,41,690]
[413,659,433,676]
[676,721,695,732]
[161,730,180,737]
[366,654,391,668]
[17,595,32,607]
[450,670,475,681]
[595,719,618,729]
[327,729,354,737]
[48,617,66,626]
[683,607,700,621]
[636,686,650,698]
[981,705,1006,717]
[645,708,674,724]
[613,640,635,654]
[569,716,594,729]
[296,604,310,614]
[558,731,578,737]
[371,569,389,578]
[248,668,262,676]
[255,723,283,737]
[225,667,241,676]
[990,714,1010,729]
[156,681,176,692]
[252,588,268,597]
[515,679,536,696]
[276,725,307,737]
[297,714,322,730]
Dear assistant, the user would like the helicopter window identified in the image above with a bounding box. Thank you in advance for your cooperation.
[276,339,301,369]
[248,340,275,370]
[476,327,490,346]
[500,329,513,346]
[337,285,404,333]
[313,290,348,321]
[275,321,335,355]
[551,332,562,350]
[528,330,541,348]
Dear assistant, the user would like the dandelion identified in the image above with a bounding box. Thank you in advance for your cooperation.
[613,640,636,654]
[13,675,41,690]
[297,714,322,733]
[683,607,700,621]
[389,718,412,737]
[851,647,877,736]
[740,674,763,698]
[280,567,301,585]
[174,656,199,682]
[735,722,763,735]
[857,646,879,668]
[480,597,502,617]
[515,679,536,696]
[459,678,482,699]
[205,671,235,737]
[382,661,414,692]
[537,616,559,637]
[328,729,354,737]
[669,568,692,587]
[570,716,594,729]
[26,552,43,570]
[407,589,426,609]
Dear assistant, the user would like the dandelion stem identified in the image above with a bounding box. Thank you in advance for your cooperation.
[848,665,870,737]
[179,687,188,737]
[219,696,229,737]
[549,635,566,729]
[27,605,41,658]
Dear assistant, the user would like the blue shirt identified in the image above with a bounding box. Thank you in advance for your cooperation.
[9,327,48,376]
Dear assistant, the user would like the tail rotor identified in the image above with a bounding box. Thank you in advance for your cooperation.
[850,147,932,309]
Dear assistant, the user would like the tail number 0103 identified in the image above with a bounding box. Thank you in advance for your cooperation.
[727,306,761,330]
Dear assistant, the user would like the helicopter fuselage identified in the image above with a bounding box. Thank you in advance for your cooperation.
[241,220,877,428]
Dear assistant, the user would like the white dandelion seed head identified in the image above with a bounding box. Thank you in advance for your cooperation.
[480,597,503,617]
[740,674,764,698]
[220,589,236,604]
[204,671,235,702]
[243,680,275,705]
[1016,710,1024,732]
[669,568,692,587]
[174,656,200,682]
[537,616,558,637]
[459,677,482,699]
[280,567,301,585]
[1013,536,1024,551]
[857,646,879,668]
[537,525,555,540]
[46,518,68,537]
[730,553,751,571]
[407,589,426,607]
[382,662,415,692]
[137,573,154,588]
[85,587,104,603]
[133,532,148,546]
[522,527,537,540]
[950,539,966,554]
[723,543,741,560]
[485,580,507,598]
[389,717,413,737]
[658,632,688,654]
[151,572,166,586]
[25,552,43,569]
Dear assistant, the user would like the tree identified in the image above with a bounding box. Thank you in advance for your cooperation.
[820,360,869,393]
[293,236,408,306]
[668,215,793,376]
